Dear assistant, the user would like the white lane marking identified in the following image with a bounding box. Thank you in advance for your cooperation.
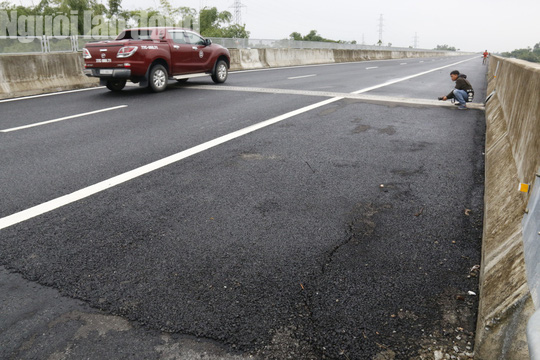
[0,86,105,103]
[400,63,407,65]
[0,56,478,230]
[0,105,128,133]
[419,61,424,63]
[287,74,317,80]
[366,66,379,70]
[0,98,341,231]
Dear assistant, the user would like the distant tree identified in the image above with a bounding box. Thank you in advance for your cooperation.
[220,23,249,38]
[303,30,324,42]
[199,7,248,38]
[502,43,540,63]
[107,0,121,17]
[289,32,302,41]
[434,44,456,51]
[288,30,338,43]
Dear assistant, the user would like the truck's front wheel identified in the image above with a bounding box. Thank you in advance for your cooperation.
[106,79,126,92]
[149,64,168,92]
[211,60,228,84]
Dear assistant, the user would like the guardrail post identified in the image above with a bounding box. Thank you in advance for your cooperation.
[40,35,47,53]
[71,35,79,52]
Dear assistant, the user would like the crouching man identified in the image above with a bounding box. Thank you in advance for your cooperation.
[439,70,473,110]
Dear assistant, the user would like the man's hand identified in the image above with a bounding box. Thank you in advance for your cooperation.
[438,96,448,101]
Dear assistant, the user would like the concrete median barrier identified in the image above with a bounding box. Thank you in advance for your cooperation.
[229,48,463,70]
[475,56,540,359]
[0,53,98,100]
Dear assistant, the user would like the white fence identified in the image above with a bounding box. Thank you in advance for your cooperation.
[0,35,443,54]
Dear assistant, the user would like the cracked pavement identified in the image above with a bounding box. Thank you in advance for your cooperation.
[1,56,485,359]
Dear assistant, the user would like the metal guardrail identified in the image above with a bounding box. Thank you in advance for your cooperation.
[208,37,439,52]
[1,35,445,54]
[523,170,540,359]
[0,35,117,54]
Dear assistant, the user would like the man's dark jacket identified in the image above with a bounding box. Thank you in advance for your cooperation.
[447,77,473,99]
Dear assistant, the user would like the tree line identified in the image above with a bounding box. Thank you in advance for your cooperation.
[502,42,540,63]
[0,0,249,38]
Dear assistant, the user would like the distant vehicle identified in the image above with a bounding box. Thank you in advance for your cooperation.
[82,27,231,92]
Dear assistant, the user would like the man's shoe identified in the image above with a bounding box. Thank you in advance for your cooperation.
[458,105,467,110]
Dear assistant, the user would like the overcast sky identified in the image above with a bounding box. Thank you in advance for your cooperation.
[13,0,540,52]
[168,0,540,52]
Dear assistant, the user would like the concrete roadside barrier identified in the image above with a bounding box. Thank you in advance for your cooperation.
[475,56,540,359]
[229,48,464,70]
[0,53,98,100]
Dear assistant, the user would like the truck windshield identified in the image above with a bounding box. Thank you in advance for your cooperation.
[116,30,153,40]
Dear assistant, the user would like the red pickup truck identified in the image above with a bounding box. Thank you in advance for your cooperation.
[83,27,231,92]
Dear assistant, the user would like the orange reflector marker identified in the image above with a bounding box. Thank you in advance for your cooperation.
[519,183,530,193]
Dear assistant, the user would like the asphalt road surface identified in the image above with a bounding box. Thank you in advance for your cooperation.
[1,55,486,359]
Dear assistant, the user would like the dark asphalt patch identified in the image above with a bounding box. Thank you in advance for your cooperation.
[0,101,484,359]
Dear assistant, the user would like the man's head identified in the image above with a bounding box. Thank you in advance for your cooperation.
[450,70,460,81]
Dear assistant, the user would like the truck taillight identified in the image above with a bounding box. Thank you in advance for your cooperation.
[117,46,138,58]
[82,48,91,59]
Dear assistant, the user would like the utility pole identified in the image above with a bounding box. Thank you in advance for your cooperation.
[413,32,419,48]
[230,0,246,25]
[378,14,384,45]
[362,33,365,45]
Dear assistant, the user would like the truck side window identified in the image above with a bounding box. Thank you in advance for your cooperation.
[185,32,205,46]
[169,31,186,44]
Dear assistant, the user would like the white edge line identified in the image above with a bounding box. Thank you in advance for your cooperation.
[0,97,342,230]
[0,86,105,103]
[366,67,378,70]
[287,74,317,80]
[0,55,478,230]
[0,105,128,132]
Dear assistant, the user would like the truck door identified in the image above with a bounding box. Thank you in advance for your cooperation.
[184,32,213,72]
[168,30,192,75]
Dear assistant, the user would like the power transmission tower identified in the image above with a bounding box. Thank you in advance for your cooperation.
[413,32,419,48]
[230,0,246,25]
[378,14,384,45]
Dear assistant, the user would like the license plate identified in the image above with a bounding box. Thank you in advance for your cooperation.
[100,69,113,75]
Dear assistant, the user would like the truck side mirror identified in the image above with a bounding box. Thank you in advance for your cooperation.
[204,39,212,46]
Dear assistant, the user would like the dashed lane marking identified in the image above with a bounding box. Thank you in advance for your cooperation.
[287,74,317,80]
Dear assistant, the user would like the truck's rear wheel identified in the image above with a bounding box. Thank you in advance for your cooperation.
[211,60,228,84]
[149,64,168,92]
[106,79,126,92]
